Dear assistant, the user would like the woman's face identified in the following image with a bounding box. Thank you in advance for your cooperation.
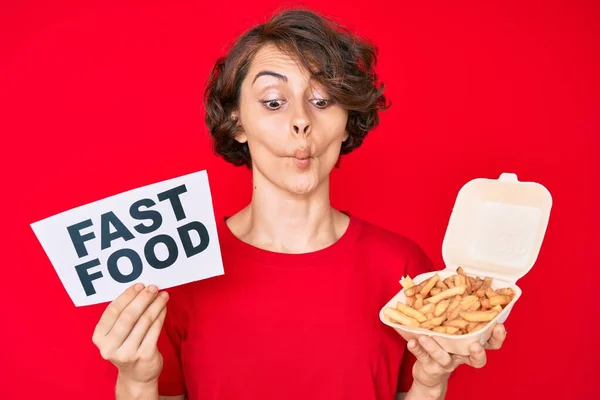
[234,44,349,195]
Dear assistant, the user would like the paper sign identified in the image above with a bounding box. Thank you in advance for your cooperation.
[30,170,224,307]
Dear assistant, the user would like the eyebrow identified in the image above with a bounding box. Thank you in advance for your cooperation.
[252,71,288,86]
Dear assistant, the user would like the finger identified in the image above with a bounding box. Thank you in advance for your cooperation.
[94,283,145,337]
[407,338,430,364]
[139,300,168,353]
[485,323,507,350]
[468,342,487,368]
[119,291,169,353]
[451,354,470,368]
[107,285,159,347]
[418,336,453,369]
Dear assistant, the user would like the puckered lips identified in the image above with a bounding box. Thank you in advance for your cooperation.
[292,147,312,169]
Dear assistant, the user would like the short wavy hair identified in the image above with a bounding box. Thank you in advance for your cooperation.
[204,8,390,168]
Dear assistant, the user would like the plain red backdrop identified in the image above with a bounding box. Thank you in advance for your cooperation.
[1,0,599,399]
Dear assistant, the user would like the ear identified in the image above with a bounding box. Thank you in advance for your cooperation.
[231,111,247,144]
[342,130,349,142]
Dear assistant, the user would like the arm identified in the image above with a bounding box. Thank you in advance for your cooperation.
[403,380,447,400]
[115,373,185,400]
[115,374,158,400]
[396,377,448,400]
[91,284,183,400]
[397,362,448,400]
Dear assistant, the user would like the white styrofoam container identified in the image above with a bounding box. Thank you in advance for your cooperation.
[379,172,552,355]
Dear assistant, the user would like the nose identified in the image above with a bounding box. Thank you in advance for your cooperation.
[293,123,310,136]
[291,107,311,137]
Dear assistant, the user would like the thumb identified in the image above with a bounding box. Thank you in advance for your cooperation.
[407,338,430,365]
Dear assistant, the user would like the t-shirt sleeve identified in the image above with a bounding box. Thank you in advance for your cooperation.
[157,293,187,396]
[397,242,437,393]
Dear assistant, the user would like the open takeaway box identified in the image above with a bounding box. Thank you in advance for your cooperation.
[379,172,552,355]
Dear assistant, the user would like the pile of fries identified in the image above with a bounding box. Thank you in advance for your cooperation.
[384,267,515,335]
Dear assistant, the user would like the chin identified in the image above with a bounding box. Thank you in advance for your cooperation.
[284,174,319,195]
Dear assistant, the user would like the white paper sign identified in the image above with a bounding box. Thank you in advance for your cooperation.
[31,170,224,307]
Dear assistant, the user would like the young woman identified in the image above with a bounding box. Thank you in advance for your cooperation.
[92,8,507,400]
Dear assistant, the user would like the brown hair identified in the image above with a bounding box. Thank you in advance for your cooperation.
[204,7,390,167]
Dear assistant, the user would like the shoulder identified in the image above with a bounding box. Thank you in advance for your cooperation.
[352,214,436,277]
[354,216,423,252]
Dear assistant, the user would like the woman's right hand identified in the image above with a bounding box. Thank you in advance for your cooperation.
[92,283,169,385]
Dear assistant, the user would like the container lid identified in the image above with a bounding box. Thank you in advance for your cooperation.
[441,172,552,283]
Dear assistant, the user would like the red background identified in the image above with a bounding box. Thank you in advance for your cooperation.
[1,1,598,399]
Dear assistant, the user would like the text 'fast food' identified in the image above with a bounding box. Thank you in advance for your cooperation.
[383,267,515,335]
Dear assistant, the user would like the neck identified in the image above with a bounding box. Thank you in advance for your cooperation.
[233,169,347,253]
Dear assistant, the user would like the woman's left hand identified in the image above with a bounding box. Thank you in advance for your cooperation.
[408,323,507,389]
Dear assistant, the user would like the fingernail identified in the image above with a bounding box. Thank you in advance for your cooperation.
[419,336,429,346]
[160,291,169,300]
[148,285,158,293]
[408,340,417,349]
[134,283,144,291]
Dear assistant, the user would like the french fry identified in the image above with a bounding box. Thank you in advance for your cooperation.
[465,276,472,294]
[418,303,435,314]
[405,279,428,297]
[427,315,446,327]
[496,288,515,297]
[396,302,427,323]
[485,287,497,299]
[447,306,461,321]
[434,299,451,317]
[459,295,478,310]
[444,277,456,288]
[447,295,461,313]
[460,310,499,322]
[384,307,420,327]
[414,295,424,310]
[443,318,469,329]
[467,299,481,311]
[404,283,421,297]
[420,274,440,297]
[482,277,493,289]
[391,270,513,336]
[471,279,484,292]
[481,295,512,309]
[445,297,462,321]
[424,285,466,304]
[476,277,493,297]
[419,321,435,330]
[400,275,416,289]
[432,326,459,334]
[466,322,479,333]
[467,321,488,333]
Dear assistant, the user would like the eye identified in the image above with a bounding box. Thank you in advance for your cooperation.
[311,98,331,109]
[261,99,286,110]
